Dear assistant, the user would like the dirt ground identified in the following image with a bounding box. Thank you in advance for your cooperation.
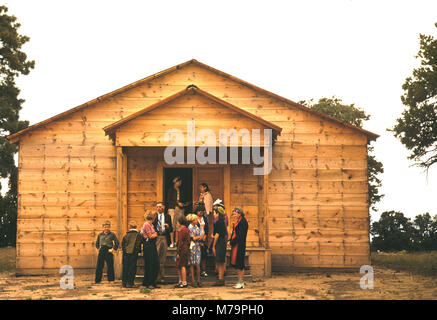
[1,267,437,300]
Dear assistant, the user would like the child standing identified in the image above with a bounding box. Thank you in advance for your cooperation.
[121,220,142,288]
[95,221,119,284]
[187,214,202,287]
[175,216,190,288]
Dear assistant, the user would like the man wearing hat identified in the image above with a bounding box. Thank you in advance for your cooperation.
[95,221,119,284]
[166,176,185,247]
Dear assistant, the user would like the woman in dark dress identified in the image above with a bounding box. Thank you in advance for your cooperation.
[212,206,227,286]
[230,207,248,289]
[175,216,190,288]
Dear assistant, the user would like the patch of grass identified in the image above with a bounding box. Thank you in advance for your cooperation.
[372,251,437,277]
[326,273,331,278]
[39,295,52,300]
[140,288,151,294]
[0,247,15,273]
[103,294,111,297]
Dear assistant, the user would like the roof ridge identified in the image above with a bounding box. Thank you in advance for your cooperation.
[8,59,378,143]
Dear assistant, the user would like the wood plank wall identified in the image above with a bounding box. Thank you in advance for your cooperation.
[16,63,370,272]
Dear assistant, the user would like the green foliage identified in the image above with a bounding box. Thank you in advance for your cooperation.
[411,213,437,251]
[371,211,415,251]
[300,97,384,211]
[303,97,370,127]
[391,23,437,171]
[0,5,34,246]
[371,211,437,251]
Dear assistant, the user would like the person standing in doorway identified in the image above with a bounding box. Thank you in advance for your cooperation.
[153,201,173,284]
[166,176,185,247]
[198,183,213,249]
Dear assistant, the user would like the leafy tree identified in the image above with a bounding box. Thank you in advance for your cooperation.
[0,5,34,246]
[411,213,437,251]
[300,97,384,211]
[391,23,437,171]
[370,211,414,252]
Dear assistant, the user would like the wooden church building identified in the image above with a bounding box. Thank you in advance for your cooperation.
[8,59,378,277]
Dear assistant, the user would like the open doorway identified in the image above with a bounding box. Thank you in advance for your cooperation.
[163,167,193,215]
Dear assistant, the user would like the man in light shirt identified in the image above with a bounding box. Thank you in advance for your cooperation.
[152,201,173,284]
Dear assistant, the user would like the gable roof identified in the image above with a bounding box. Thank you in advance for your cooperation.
[103,85,282,142]
[7,59,379,143]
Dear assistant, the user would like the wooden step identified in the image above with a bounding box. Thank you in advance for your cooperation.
[136,248,252,283]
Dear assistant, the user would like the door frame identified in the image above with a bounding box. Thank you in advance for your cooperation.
[156,161,230,213]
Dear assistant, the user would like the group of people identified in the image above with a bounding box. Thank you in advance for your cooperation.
[94,178,249,290]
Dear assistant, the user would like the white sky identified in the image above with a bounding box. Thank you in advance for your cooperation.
[3,0,437,221]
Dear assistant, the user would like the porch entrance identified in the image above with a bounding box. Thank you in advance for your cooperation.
[162,166,224,215]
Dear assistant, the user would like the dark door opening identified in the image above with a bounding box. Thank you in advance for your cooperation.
[163,167,193,215]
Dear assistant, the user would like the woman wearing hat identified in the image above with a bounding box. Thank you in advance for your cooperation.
[230,207,249,289]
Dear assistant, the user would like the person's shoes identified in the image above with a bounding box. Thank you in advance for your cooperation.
[174,282,182,288]
[126,284,135,288]
[200,271,208,277]
[152,284,161,289]
[213,279,225,286]
[122,283,126,288]
[170,243,175,248]
[197,282,202,287]
[234,281,245,289]
[175,283,188,288]
[191,282,198,288]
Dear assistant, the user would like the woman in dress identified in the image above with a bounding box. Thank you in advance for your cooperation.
[187,214,202,287]
[230,207,249,289]
[212,205,227,286]
[212,199,228,275]
[175,215,190,288]
[194,203,209,277]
